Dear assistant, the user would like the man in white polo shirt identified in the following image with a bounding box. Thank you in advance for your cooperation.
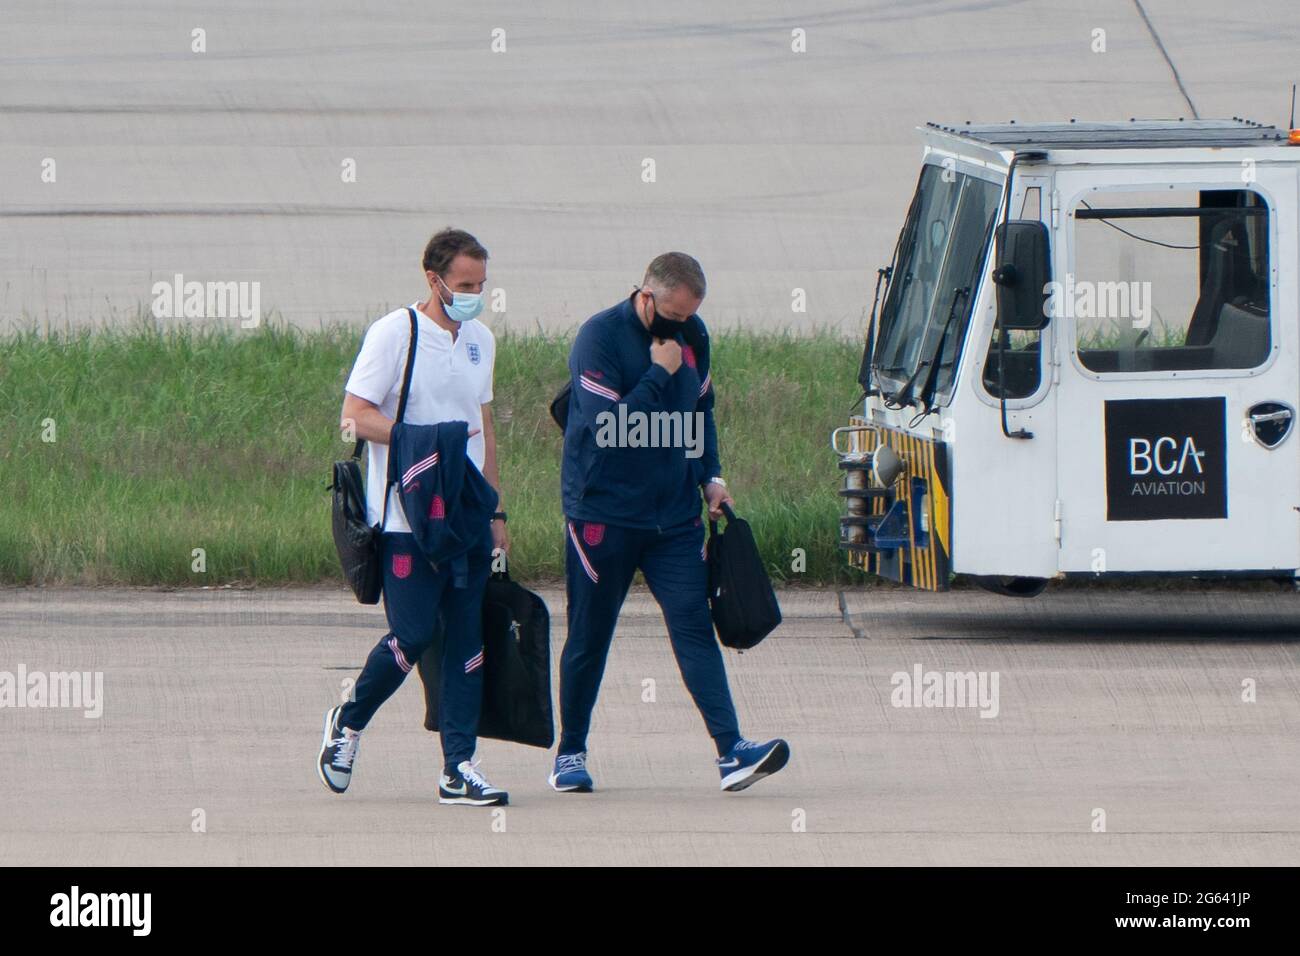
[317,228,511,807]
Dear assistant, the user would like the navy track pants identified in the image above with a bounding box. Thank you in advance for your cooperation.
[560,516,741,757]
[338,531,491,769]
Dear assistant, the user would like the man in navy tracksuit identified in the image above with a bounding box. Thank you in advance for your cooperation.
[549,252,790,794]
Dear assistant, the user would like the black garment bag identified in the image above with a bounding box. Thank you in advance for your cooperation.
[418,570,554,748]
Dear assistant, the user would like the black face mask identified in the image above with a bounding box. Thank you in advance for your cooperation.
[635,287,685,339]
[647,310,680,340]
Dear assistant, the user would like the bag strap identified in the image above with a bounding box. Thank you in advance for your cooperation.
[394,307,420,424]
[378,307,420,530]
[707,502,738,540]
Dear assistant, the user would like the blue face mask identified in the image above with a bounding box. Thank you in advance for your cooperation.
[436,275,484,323]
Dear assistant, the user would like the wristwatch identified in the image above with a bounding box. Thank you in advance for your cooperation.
[491,511,508,523]
[707,477,726,488]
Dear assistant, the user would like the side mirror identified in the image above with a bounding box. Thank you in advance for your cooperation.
[992,220,1051,331]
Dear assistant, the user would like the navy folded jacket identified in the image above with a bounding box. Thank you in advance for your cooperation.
[388,420,499,587]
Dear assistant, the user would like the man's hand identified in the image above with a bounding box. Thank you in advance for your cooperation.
[651,337,682,375]
[704,481,734,521]
[491,518,510,556]
[341,393,395,445]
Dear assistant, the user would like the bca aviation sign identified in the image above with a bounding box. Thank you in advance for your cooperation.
[1104,398,1227,521]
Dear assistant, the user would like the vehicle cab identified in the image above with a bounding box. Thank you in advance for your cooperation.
[835,118,1300,594]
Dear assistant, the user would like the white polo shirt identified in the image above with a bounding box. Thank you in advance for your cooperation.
[344,303,495,533]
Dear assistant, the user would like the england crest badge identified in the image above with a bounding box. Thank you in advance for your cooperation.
[467,343,481,365]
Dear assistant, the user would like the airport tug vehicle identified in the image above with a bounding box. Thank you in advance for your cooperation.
[834,118,1300,595]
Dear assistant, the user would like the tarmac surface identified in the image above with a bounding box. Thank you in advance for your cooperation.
[3,0,1299,334]
[3,1,1300,868]
[1,583,1297,866]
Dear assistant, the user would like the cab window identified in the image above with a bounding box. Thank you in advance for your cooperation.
[1071,188,1270,373]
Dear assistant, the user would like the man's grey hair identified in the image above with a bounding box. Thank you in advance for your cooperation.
[642,252,706,299]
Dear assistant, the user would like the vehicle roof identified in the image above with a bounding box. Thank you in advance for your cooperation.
[922,118,1293,151]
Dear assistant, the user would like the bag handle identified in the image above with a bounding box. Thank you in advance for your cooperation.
[376,307,420,530]
[707,501,738,539]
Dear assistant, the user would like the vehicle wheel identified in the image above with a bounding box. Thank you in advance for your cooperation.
[970,575,1049,598]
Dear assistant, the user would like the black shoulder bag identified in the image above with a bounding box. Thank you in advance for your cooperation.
[549,380,572,432]
[706,503,782,649]
[330,307,419,603]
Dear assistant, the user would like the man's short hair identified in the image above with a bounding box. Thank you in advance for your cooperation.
[643,252,706,298]
[422,228,488,276]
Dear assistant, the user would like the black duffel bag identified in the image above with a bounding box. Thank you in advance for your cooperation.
[329,307,418,604]
[706,502,782,650]
[418,569,554,749]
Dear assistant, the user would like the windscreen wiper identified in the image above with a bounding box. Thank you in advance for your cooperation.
[853,263,893,408]
[890,286,968,413]
[875,362,916,408]
[914,286,970,417]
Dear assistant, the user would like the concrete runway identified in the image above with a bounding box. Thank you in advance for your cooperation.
[3,1,1299,334]
[1,584,1297,866]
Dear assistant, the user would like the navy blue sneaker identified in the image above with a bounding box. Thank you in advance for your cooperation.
[317,705,361,794]
[717,738,789,792]
[439,760,508,807]
[548,752,594,792]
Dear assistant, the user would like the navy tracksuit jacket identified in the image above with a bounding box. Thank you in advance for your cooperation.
[559,295,740,757]
[340,421,497,769]
[389,421,498,586]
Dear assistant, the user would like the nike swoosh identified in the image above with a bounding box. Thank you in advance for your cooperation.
[442,781,467,795]
[719,758,740,768]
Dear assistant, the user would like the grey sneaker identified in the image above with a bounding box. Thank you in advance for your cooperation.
[317,706,360,794]
[439,760,509,806]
